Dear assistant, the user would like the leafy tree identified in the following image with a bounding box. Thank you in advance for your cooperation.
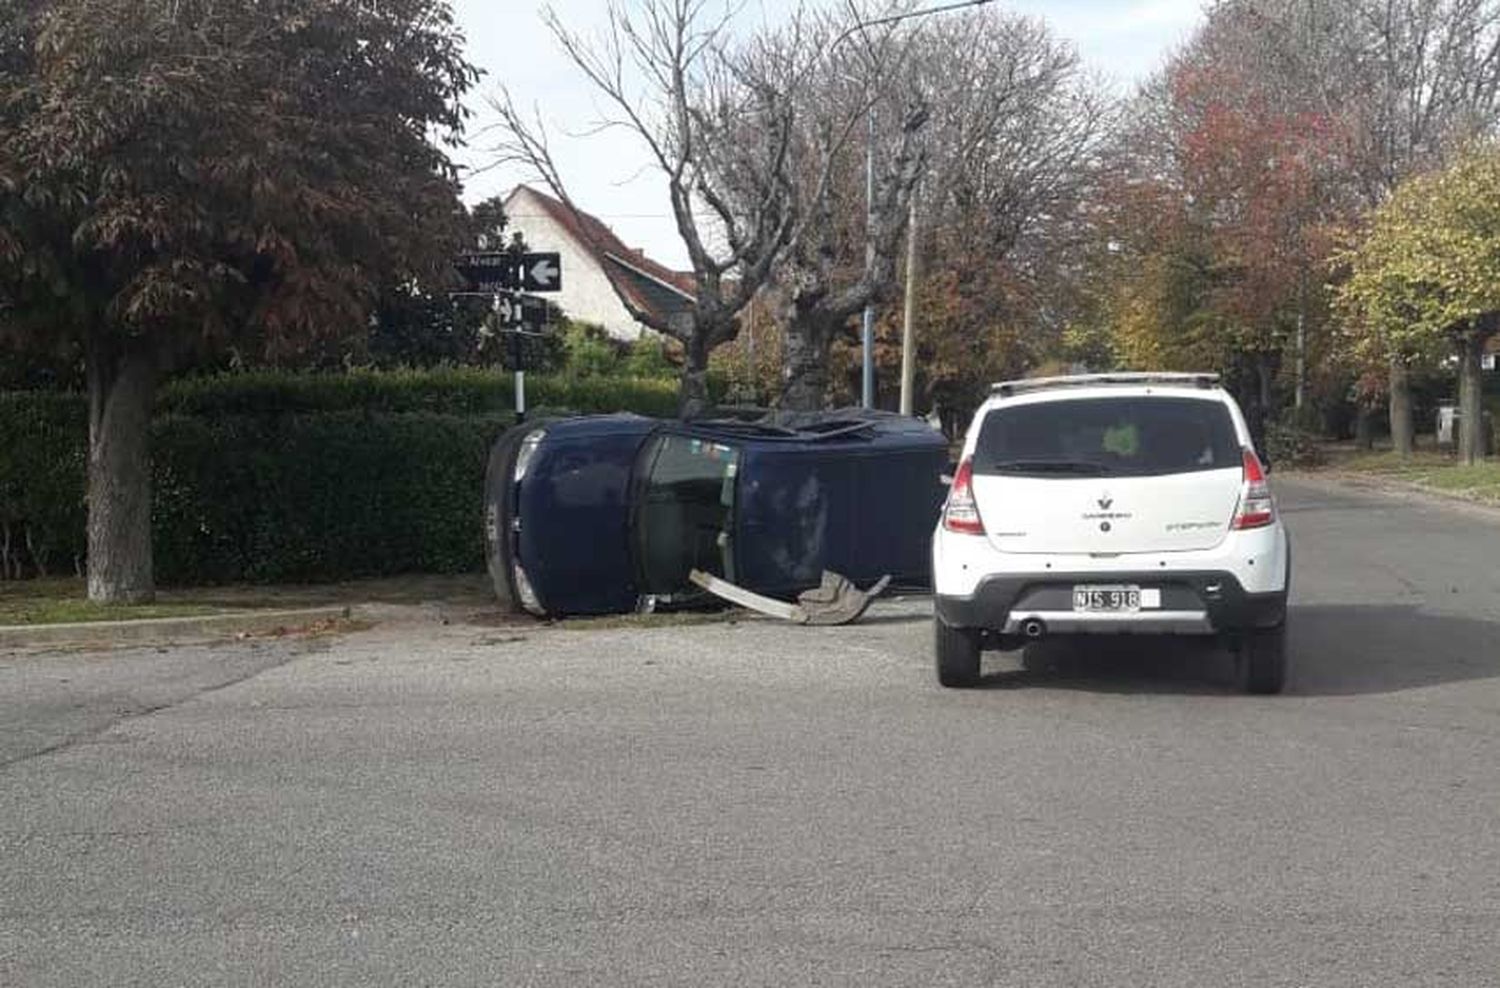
[1242,0,1500,454]
[1338,146,1500,464]
[1172,30,1350,408]
[1086,1,1360,432]
[365,290,492,370]
[0,0,478,601]
[363,198,515,370]
[904,266,1031,434]
[1086,0,1500,450]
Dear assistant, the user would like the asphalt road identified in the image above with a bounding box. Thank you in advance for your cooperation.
[3,477,1500,986]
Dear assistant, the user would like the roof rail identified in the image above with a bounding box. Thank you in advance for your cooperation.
[991,372,1221,398]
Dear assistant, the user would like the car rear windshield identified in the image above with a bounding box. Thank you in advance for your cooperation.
[972,396,1242,478]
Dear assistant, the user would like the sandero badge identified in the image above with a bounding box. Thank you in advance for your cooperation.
[482,411,950,618]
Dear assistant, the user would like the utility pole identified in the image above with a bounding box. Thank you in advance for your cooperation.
[746,301,757,403]
[1295,267,1307,410]
[861,109,876,409]
[899,179,920,416]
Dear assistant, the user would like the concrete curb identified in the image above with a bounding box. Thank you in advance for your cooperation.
[0,605,364,651]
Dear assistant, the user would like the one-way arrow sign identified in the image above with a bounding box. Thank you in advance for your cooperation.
[454,251,563,293]
[526,256,560,291]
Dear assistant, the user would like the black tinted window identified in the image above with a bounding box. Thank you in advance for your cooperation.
[973,397,1241,478]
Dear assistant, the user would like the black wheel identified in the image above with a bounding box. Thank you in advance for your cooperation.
[935,618,982,688]
[1234,623,1287,695]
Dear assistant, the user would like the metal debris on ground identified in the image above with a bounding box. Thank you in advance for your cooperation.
[689,569,891,626]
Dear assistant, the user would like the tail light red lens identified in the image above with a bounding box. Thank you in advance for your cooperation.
[1232,448,1275,530]
[943,458,985,535]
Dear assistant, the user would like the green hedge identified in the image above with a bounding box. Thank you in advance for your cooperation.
[158,366,684,418]
[151,411,510,583]
[0,392,88,578]
[0,368,690,584]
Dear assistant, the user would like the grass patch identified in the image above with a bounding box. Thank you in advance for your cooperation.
[0,579,227,626]
[0,573,497,627]
[1418,463,1500,500]
[1325,448,1451,475]
[1320,446,1500,503]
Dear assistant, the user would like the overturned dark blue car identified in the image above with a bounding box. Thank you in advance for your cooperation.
[483,411,950,618]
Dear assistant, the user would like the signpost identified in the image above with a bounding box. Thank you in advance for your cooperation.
[454,251,562,293]
[451,251,563,422]
[449,291,549,329]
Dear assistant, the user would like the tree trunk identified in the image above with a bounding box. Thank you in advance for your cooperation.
[1458,331,1486,466]
[779,309,834,413]
[1389,359,1414,458]
[1354,407,1376,451]
[86,340,157,603]
[678,335,712,421]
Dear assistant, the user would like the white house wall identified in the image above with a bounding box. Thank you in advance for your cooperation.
[504,189,645,342]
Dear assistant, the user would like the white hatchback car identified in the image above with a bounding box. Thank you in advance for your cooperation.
[932,373,1290,694]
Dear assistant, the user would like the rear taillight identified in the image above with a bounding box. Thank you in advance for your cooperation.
[943,458,985,535]
[1232,448,1275,530]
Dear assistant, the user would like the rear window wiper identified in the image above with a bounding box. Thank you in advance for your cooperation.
[988,458,1111,475]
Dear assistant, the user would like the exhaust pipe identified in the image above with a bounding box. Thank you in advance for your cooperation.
[1021,618,1047,640]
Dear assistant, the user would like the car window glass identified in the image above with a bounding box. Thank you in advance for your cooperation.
[635,435,741,594]
[973,397,1240,478]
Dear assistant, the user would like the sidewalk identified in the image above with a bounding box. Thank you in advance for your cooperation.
[1302,442,1500,509]
[0,573,508,653]
[1285,467,1500,522]
[0,606,361,651]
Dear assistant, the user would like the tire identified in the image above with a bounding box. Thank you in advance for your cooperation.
[1234,622,1287,695]
[482,424,532,613]
[935,618,982,688]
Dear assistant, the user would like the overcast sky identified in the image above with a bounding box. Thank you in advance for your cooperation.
[451,0,1207,268]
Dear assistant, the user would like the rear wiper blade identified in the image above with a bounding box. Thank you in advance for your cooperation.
[990,459,1110,475]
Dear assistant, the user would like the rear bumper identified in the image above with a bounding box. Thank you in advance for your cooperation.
[934,569,1287,635]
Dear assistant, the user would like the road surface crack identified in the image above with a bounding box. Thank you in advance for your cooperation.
[0,640,324,772]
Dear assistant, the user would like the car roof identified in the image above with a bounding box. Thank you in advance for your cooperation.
[982,374,1232,414]
[984,385,1232,411]
[990,372,1221,398]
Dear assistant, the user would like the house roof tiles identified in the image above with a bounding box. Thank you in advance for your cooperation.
[511,185,695,327]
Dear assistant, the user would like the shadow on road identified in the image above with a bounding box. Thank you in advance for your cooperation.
[856,611,934,627]
[1288,604,1500,696]
[975,637,1234,695]
[971,604,1500,697]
